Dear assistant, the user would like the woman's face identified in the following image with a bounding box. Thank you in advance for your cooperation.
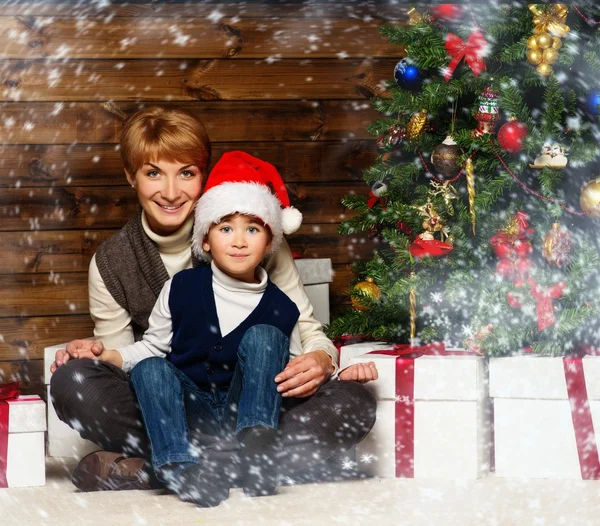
[127,159,203,236]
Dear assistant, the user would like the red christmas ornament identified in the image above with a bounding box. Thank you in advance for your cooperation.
[431,4,463,21]
[513,239,533,259]
[409,235,453,258]
[497,119,528,153]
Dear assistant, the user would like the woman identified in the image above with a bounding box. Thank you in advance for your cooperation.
[50,106,377,494]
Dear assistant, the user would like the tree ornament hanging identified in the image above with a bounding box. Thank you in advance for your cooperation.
[586,89,600,116]
[580,178,600,218]
[409,201,454,258]
[409,273,417,341]
[376,124,406,151]
[430,135,462,178]
[407,7,427,25]
[472,86,500,137]
[497,118,528,153]
[465,158,476,234]
[542,223,572,267]
[443,30,487,82]
[431,4,463,21]
[351,277,381,311]
[527,4,570,77]
[406,109,428,140]
[394,58,422,92]
[529,142,568,169]
[429,180,458,216]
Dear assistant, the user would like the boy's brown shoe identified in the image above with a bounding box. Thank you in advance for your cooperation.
[72,450,159,491]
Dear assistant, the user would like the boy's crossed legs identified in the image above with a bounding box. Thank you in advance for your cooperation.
[129,324,290,507]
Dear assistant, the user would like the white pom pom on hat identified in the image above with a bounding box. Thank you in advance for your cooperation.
[192,151,303,260]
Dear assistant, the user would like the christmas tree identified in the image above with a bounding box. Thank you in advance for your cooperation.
[328,4,600,355]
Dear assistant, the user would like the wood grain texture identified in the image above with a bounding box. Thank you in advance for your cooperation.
[0,3,407,21]
[0,16,401,59]
[0,314,93,360]
[0,359,44,394]
[0,140,378,187]
[0,272,89,318]
[0,58,395,101]
[0,101,380,144]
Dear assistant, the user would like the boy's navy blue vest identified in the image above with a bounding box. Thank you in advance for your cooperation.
[168,266,300,390]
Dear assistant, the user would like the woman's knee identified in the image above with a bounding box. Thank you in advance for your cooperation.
[50,359,106,405]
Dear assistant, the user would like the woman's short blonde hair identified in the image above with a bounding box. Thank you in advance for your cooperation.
[120,106,211,176]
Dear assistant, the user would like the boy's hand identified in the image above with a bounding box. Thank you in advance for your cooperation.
[50,339,106,373]
[274,350,334,398]
[338,362,378,383]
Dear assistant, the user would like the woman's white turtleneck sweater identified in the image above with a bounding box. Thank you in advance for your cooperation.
[116,261,303,372]
[88,211,338,372]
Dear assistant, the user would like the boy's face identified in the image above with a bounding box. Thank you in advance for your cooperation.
[126,159,203,236]
[202,214,272,283]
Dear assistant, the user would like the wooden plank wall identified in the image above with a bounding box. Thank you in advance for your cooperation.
[0,2,406,393]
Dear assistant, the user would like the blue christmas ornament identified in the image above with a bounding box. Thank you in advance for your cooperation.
[394,58,421,92]
[587,89,600,115]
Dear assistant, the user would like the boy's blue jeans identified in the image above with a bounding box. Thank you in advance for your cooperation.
[129,324,290,471]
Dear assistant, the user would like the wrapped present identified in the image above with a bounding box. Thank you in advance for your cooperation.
[44,343,101,459]
[350,344,491,479]
[294,258,333,325]
[337,340,391,370]
[1,383,46,487]
[490,351,600,479]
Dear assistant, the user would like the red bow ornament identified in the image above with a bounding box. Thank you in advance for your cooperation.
[507,279,566,331]
[444,30,488,82]
[367,191,387,210]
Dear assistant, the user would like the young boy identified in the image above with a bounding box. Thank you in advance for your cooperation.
[65,151,375,507]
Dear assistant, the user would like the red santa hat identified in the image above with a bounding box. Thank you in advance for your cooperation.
[192,151,303,260]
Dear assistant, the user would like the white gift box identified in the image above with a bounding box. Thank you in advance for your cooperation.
[490,355,600,479]
[3,395,46,487]
[295,258,332,325]
[350,348,491,479]
[44,344,101,459]
[338,341,391,370]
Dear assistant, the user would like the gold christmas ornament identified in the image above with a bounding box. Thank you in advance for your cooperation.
[351,277,381,311]
[530,4,570,39]
[536,62,553,77]
[528,5,569,77]
[465,158,476,234]
[535,33,552,49]
[543,47,559,64]
[429,180,458,216]
[580,178,600,218]
[542,223,572,267]
[408,7,425,25]
[407,109,428,140]
[527,49,543,66]
[527,35,539,49]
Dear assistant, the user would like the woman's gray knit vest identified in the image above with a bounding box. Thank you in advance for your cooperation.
[95,211,201,341]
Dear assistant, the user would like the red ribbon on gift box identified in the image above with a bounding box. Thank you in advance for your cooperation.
[0,382,21,488]
[563,347,600,479]
[368,343,474,478]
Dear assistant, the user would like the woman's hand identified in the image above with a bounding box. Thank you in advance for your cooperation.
[274,350,334,398]
[50,339,110,373]
[338,362,378,383]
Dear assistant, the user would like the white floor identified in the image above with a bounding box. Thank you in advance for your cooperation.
[3,459,600,525]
